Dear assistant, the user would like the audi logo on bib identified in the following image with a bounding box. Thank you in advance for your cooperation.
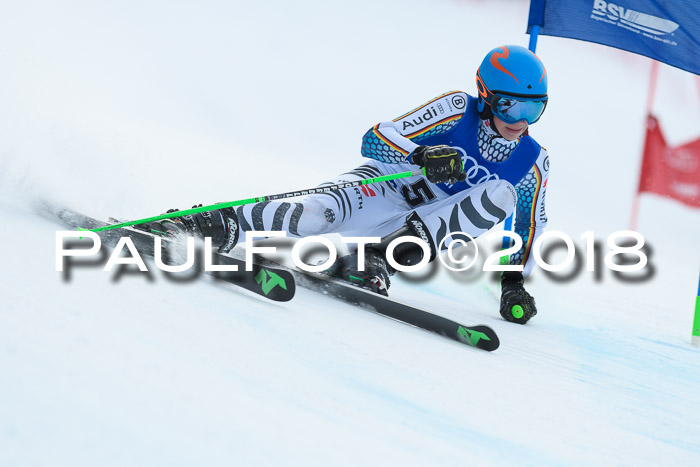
[454,147,499,187]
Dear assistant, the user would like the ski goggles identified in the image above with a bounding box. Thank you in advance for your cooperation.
[489,93,548,125]
[477,75,548,125]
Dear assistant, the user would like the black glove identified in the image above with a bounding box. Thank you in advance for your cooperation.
[410,145,467,185]
[499,271,537,324]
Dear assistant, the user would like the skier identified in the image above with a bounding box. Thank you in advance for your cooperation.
[146,45,550,325]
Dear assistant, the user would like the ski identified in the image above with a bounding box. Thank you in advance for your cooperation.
[43,204,295,302]
[42,203,497,349]
[251,256,500,351]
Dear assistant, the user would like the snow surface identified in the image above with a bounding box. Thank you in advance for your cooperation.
[1,0,700,466]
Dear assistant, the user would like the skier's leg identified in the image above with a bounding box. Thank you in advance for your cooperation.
[234,161,407,242]
[341,178,518,266]
[327,179,517,295]
[413,178,517,252]
[138,161,408,254]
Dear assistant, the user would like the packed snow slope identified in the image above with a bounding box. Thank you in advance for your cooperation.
[1,0,699,466]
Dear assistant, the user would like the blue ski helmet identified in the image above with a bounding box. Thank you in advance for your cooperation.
[476,45,548,125]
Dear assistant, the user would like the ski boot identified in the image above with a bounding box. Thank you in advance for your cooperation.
[327,212,436,296]
[329,247,394,296]
[499,271,537,324]
[135,205,240,253]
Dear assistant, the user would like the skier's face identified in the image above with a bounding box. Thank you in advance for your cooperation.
[493,116,528,141]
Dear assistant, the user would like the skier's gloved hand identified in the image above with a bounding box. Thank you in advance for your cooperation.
[410,145,467,185]
[499,271,537,324]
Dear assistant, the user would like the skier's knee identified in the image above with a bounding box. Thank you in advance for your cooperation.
[480,179,517,222]
[295,198,339,236]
